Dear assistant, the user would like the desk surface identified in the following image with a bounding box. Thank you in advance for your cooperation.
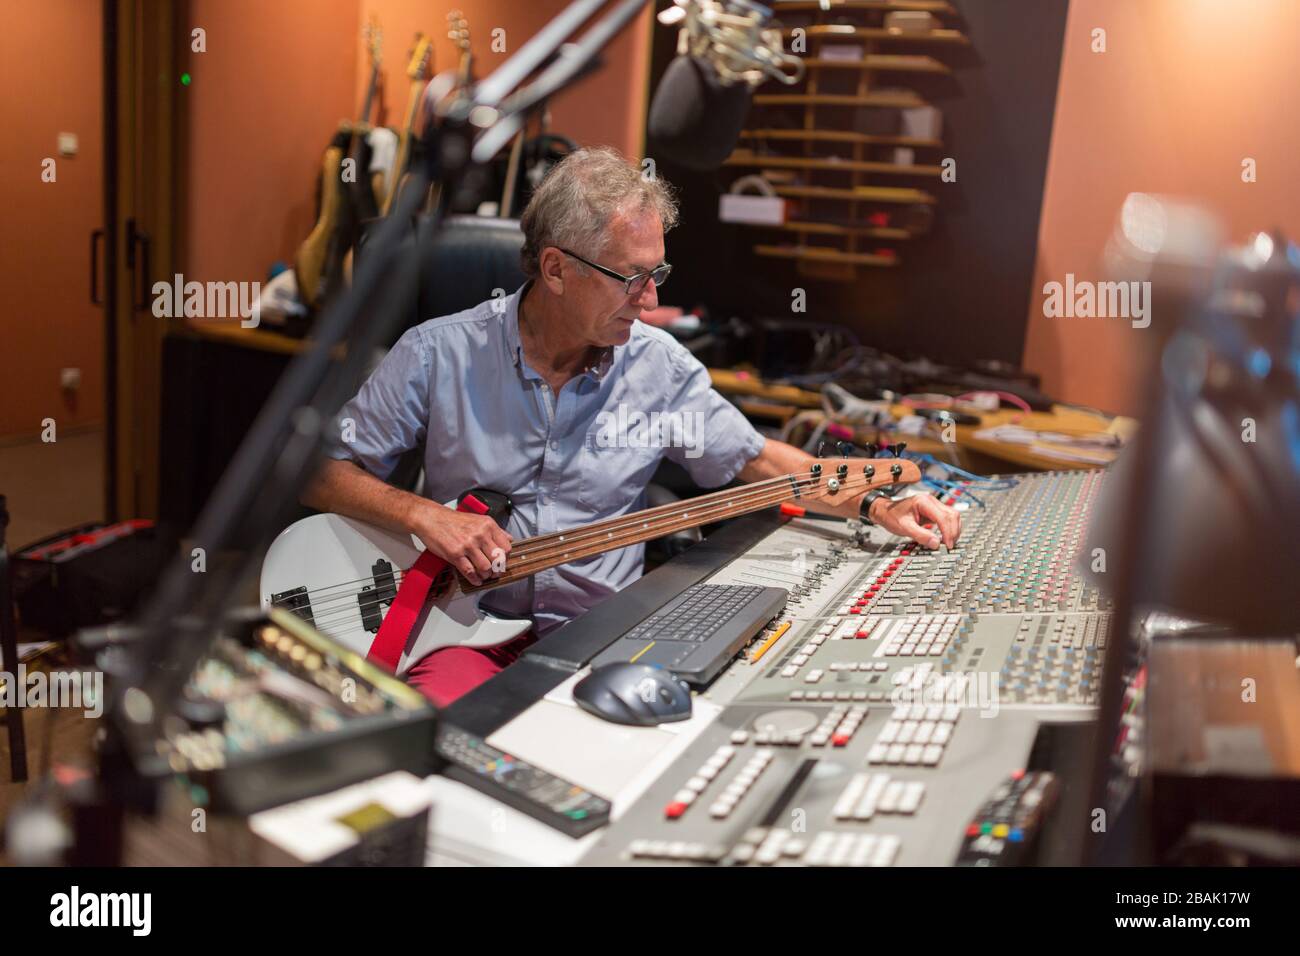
[709,367,1135,472]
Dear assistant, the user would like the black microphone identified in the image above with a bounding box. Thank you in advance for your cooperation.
[648,0,803,170]
[648,54,754,170]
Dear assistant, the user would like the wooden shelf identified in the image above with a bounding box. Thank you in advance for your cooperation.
[725,152,943,177]
[772,183,937,204]
[726,1,968,278]
[740,128,942,149]
[784,26,969,44]
[743,221,915,240]
[753,91,929,108]
[755,245,900,267]
[800,54,951,74]
[773,1,956,12]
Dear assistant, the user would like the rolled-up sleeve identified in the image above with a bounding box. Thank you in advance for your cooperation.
[661,347,766,487]
[327,327,431,481]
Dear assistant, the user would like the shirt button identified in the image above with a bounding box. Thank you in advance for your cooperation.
[549,441,558,450]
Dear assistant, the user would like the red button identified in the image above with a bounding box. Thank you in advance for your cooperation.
[849,607,861,615]
[1011,769,1025,780]
[856,629,871,639]
[832,733,851,747]
[664,802,688,819]
[966,824,981,837]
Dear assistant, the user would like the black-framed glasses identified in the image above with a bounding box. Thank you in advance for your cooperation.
[559,248,672,297]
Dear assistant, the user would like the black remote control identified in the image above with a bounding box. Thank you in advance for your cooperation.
[436,726,611,837]
[955,770,1059,866]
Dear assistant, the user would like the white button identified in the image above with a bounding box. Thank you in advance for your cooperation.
[550,441,558,450]
[872,835,900,867]
[899,781,926,814]
[879,780,904,813]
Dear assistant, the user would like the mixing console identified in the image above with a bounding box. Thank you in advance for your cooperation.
[578,469,1116,866]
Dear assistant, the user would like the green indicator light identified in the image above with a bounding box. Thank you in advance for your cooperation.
[181,72,192,86]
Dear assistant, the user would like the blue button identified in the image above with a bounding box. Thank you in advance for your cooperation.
[1009,828,1025,842]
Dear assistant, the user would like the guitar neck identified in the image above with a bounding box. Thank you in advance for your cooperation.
[459,456,918,593]
[352,66,381,149]
[382,79,426,215]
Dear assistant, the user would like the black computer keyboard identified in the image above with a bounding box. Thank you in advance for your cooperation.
[623,584,771,643]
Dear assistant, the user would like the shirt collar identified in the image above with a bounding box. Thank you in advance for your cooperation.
[504,282,532,375]
[504,281,620,385]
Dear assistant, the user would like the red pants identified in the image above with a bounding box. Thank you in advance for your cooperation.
[404,630,538,708]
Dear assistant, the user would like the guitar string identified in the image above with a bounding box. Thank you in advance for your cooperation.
[275,466,904,619]
[267,470,807,607]
[270,468,821,608]
[283,469,898,628]
[289,474,826,624]
[279,469,901,628]
[465,464,904,583]
[281,468,835,614]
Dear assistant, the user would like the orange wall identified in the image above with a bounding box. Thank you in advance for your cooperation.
[1024,0,1300,415]
[0,0,103,438]
[181,0,651,290]
[355,0,652,162]
[182,0,360,286]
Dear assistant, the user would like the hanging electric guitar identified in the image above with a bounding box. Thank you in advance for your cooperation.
[260,456,920,676]
[420,11,477,214]
[295,16,383,312]
[380,32,434,216]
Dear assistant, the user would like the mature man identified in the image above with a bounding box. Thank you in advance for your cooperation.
[304,147,960,706]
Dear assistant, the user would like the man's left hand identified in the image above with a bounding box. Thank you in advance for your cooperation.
[868,493,962,550]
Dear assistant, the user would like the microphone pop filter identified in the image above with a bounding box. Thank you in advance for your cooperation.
[648,55,752,171]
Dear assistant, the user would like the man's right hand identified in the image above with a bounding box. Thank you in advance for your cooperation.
[410,502,513,586]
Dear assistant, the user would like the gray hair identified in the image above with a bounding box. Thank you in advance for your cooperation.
[519,147,679,278]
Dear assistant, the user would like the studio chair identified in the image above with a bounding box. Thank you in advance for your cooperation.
[410,213,528,342]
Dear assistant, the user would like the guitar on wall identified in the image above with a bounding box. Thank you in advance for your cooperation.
[295,16,383,313]
[380,32,434,216]
[260,456,920,676]
[420,10,477,214]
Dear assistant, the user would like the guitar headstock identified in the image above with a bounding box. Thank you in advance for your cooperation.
[801,456,922,504]
[363,13,384,67]
[447,10,473,84]
[447,10,471,54]
[406,32,433,81]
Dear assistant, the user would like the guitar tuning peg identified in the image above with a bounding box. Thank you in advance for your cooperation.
[817,441,827,458]
[865,442,879,458]
[892,442,908,458]
[836,441,856,458]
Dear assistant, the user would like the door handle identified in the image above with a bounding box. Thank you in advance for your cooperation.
[90,228,105,305]
[126,218,151,312]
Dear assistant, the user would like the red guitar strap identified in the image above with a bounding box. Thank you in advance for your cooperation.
[366,494,491,671]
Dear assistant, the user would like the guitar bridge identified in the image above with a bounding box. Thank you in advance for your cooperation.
[270,586,315,627]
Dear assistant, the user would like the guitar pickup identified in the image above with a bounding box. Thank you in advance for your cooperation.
[358,559,398,634]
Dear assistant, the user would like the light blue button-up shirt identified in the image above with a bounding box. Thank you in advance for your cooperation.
[329,284,767,636]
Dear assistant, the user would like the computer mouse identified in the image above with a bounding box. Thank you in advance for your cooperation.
[572,662,692,726]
